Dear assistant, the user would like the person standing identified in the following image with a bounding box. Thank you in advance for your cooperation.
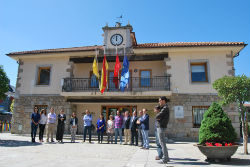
[156,96,170,163]
[96,114,106,144]
[56,109,66,143]
[137,108,149,149]
[123,111,131,145]
[107,115,115,144]
[114,110,123,144]
[46,107,57,142]
[154,105,163,160]
[136,110,144,147]
[31,107,40,142]
[70,112,78,143]
[130,110,138,146]
[83,109,92,143]
[39,109,47,142]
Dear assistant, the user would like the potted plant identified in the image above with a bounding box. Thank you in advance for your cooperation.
[196,102,239,162]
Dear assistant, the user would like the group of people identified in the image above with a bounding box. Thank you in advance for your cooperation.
[30,107,66,143]
[30,96,170,164]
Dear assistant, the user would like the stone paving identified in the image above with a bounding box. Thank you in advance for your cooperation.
[0,133,249,167]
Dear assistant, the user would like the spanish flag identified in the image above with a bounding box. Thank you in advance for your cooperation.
[100,55,108,93]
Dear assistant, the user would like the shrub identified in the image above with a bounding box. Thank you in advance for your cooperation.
[199,102,237,144]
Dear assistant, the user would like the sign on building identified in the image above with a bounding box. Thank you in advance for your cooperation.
[174,106,184,118]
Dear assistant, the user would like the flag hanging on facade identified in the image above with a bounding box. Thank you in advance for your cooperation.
[100,55,108,93]
[92,56,99,79]
[120,55,129,92]
[113,53,121,89]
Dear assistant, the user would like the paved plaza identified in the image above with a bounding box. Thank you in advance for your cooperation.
[0,133,249,167]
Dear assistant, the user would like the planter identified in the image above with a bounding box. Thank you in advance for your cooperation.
[195,144,239,162]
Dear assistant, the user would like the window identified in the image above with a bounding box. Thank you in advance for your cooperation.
[90,71,99,88]
[34,105,48,114]
[140,70,152,87]
[190,63,208,82]
[37,67,51,85]
[108,70,132,90]
[192,106,209,128]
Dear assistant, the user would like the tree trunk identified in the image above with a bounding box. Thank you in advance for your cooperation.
[240,104,248,154]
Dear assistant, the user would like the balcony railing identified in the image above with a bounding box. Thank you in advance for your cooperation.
[62,76,170,92]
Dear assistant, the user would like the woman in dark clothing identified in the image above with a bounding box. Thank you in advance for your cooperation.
[56,109,66,142]
[96,114,106,143]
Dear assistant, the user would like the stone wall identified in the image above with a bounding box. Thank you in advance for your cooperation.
[11,94,240,141]
[11,95,72,134]
[167,93,240,140]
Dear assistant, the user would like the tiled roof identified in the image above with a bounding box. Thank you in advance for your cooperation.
[7,45,103,55]
[7,42,246,55]
[135,42,246,48]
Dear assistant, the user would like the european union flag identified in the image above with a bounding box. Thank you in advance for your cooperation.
[120,55,129,92]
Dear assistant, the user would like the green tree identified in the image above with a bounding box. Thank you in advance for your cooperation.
[10,99,14,113]
[0,65,9,100]
[213,75,250,154]
[199,102,237,144]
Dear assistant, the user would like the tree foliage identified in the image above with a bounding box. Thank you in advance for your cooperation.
[10,99,14,113]
[213,75,250,105]
[0,66,9,100]
[199,102,237,144]
[213,75,250,154]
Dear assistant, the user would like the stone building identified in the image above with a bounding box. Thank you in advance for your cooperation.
[7,22,246,140]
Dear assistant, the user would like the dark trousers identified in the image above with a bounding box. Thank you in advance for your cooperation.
[39,124,46,140]
[97,131,104,143]
[83,126,92,142]
[31,124,38,142]
[131,129,138,145]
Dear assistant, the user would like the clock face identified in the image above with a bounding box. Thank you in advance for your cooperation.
[110,34,123,46]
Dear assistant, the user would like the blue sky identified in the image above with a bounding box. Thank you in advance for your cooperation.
[0,0,249,86]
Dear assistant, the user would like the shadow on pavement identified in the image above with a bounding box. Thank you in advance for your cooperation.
[0,140,42,147]
[169,158,209,166]
[208,158,250,166]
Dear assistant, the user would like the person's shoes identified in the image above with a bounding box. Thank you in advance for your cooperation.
[160,159,168,164]
[155,156,161,160]
[51,140,54,142]
[140,147,145,149]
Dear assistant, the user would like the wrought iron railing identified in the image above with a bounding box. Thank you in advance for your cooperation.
[62,76,170,92]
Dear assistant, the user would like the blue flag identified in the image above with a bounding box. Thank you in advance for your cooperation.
[120,55,129,91]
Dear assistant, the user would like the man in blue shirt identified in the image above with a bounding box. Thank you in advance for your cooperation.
[137,108,149,149]
[83,109,92,143]
[31,107,40,142]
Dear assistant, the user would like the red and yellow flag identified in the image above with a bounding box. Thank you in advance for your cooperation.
[100,55,108,93]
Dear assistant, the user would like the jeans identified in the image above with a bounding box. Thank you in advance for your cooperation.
[138,129,144,146]
[31,124,38,141]
[157,127,169,161]
[155,130,163,158]
[141,129,149,148]
[83,126,92,142]
[114,128,122,144]
[39,124,46,141]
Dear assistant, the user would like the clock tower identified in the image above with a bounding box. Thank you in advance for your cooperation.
[102,22,134,55]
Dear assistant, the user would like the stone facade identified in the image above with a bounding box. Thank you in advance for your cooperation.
[11,93,240,141]
[167,93,240,140]
[11,95,73,134]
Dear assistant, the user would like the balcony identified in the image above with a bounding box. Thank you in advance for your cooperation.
[62,76,170,93]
